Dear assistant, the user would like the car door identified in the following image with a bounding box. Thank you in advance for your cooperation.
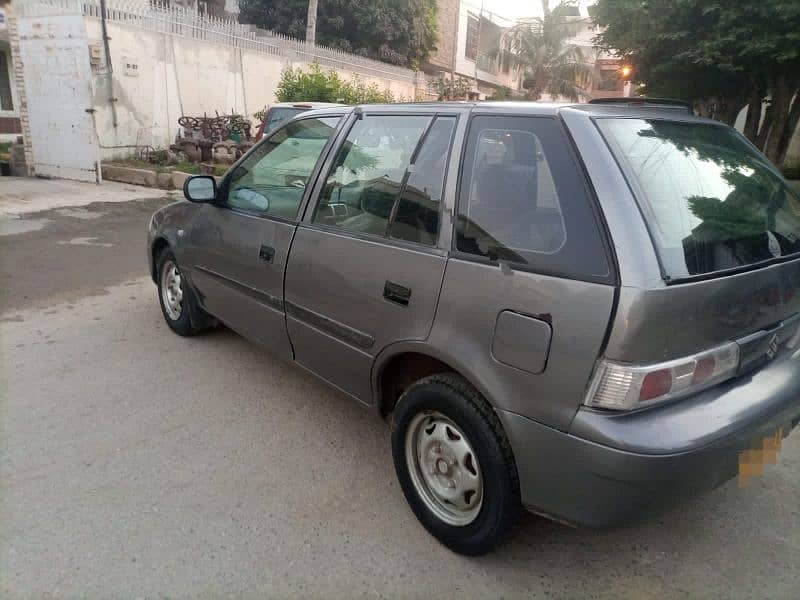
[182,115,343,357]
[284,110,460,402]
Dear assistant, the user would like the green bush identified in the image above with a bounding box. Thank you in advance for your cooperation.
[274,64,402,105]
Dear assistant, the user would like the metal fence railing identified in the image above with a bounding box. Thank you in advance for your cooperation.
[17,0,419,84]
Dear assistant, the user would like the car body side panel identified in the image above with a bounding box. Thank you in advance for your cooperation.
[426,258,615,431]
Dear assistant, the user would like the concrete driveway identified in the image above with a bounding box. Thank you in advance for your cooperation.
[1,190,799,598]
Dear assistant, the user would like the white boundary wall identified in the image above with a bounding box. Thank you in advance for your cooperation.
[18,1,424,161]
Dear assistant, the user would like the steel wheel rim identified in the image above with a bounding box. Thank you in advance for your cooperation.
[405,411,484,527]
[160,260,183,321]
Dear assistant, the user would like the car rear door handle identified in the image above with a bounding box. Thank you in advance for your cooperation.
[383,281,411,306]
[259,244,275,264]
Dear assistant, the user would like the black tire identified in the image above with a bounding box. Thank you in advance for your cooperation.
[156,247,211,336]
[391,373,521,556]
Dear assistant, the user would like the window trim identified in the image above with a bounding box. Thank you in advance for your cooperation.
[452,113,616,285]
[301,111,460,250]
[215,114,347,222]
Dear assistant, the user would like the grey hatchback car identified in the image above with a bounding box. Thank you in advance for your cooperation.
[148,102,800,555]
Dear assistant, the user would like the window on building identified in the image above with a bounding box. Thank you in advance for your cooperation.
[465,14,479,61]
[595,68,624,92]
[0,51,14,112]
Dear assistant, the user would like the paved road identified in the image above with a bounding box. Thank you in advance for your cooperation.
[1,196,799,598]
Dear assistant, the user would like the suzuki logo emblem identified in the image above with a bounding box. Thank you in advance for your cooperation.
[766,334,780,360]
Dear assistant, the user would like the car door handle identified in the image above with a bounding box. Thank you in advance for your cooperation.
[383,281,411,306]
[258,244,275,264]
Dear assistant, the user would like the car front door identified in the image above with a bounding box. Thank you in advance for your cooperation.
[284,110,460,402]
[183,115,343,357]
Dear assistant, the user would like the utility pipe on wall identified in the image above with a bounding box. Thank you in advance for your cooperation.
[100,0,118,128]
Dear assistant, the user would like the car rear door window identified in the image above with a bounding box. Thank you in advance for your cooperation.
[390,116,456,245]
[456,115,611,281]
[313,114,455,246]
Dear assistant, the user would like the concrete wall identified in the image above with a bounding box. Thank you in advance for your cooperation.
[84,17,419,160]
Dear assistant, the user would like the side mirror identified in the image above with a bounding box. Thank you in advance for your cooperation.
[183,175,217,203]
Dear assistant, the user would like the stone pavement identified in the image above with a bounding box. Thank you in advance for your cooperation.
[0,177,176,216]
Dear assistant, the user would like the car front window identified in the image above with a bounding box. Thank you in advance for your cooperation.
[225,116,340,219]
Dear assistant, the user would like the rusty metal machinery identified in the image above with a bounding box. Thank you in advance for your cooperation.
[170,113,254,164]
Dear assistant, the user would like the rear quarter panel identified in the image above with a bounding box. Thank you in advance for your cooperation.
[424,259,615,431]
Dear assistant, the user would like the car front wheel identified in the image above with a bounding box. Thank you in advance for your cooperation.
[156,248,208,336]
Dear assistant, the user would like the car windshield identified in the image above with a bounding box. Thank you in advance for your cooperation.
[598,118,800,279]
[265,107,306,133]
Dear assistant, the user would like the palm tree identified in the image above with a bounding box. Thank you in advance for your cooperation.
[500,0,595,101]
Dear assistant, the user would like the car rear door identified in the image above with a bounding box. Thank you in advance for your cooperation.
[284,108,461,402]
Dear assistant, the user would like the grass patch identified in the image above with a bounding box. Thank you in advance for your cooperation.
[104,156,229,177]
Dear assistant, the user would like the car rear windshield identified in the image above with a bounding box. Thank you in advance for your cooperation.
[597,118,800,279]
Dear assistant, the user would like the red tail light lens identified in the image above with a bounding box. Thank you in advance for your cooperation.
[639,369,672,401]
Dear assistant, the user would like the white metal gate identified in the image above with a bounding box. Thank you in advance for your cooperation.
[16,1,100,181]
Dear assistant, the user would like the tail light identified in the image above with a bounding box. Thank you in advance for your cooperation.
[584,342,740,411]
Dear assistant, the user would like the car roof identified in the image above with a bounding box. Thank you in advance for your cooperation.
[270,102,345,109]
[298,100,723,126]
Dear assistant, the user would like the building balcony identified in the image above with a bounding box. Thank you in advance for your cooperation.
[476,52,498,75]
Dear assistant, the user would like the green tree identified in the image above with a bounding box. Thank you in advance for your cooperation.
[237,0,438,68]
[499,0,595,101]
[591,0,800,166]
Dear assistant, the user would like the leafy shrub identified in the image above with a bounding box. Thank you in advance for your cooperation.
[274,64,402,104]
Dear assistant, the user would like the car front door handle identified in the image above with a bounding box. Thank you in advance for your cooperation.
[259,244,275,264]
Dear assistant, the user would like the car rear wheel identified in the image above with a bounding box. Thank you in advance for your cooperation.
[391,373,521,555]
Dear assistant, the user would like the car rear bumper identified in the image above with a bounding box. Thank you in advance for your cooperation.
[497,348,800,528]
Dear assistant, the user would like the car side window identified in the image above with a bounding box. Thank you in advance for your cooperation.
[456,115,610,280]
[225,116,340,220]
[389,116,456,245]
[313,114,455,246]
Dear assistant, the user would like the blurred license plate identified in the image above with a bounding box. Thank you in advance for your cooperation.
[738,425,791,487]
